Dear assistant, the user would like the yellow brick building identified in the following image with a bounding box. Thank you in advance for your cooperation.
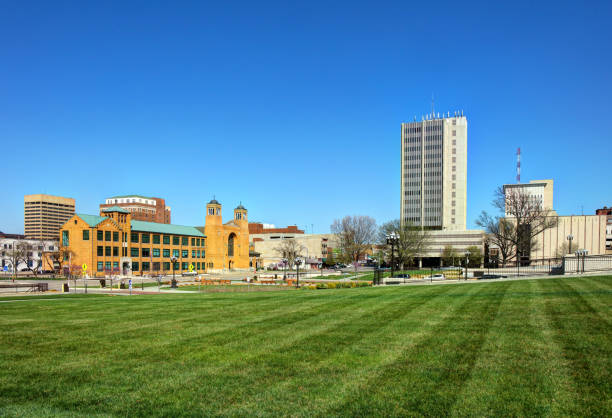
[59,201,249,277]
[202,200,250,271]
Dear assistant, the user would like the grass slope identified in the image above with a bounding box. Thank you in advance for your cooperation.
[0,277,611,416]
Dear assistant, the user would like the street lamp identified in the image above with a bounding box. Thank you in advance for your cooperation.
[575,249,588,274]
[295,258,302,288]
[464,250,470,280]
[386,232,399,279]
[171,256,178,288]
[567,234,574,255]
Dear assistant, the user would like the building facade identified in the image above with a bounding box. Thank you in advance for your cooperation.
[531,215,607,258]
[100,195,171,224]
[248,223,304,235]
[401,112,467,230]
[24,194,75,240]
[0,232,57,273]
[595,206,612,254]
[201,200,250,272]
[503,179,555,216]
[251,233,336,269]
[59,200,249,277]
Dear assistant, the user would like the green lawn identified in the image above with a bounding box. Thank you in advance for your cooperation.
[1,276,610,416]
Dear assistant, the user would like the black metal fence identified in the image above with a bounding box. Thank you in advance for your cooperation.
[481,255,612,277]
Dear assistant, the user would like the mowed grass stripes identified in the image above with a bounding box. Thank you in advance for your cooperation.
[0,276,611,416]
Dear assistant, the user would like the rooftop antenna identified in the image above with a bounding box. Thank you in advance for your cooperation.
[516,147,521,183]
[431,93,435,119]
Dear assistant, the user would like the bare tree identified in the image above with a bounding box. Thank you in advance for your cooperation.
[476,212,515,266]
[478,186,558,265]
[4,242,27,281]
[555,241,580,258]
[48,245,74,277]
[331,215,377,274]
[274,239,306,272]
[378,219,429,269]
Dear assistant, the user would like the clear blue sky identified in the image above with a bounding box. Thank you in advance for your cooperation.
[1,1,611,234]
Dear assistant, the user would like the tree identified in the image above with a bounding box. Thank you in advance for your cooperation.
[441,245,460,267]
[466,245,483,268]
[331,215,377,274]
[4,242,27,281]
[476,212,515,266]
[378,219,430,269]
[274,239,306,272]
[48,245,74,277]
[555,241,580,258]
[324,249,335,267]
[478,186,558,265]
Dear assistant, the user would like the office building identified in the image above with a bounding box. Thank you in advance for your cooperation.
[503,179,555,216]
[101,195,171,224]
[24,194,75,240]
[595,206,612,253]
[401,111,467,231]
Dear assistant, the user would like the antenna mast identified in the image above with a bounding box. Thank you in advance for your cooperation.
[516,147,521,183]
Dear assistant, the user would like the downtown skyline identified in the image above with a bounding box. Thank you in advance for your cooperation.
[1,1,611,235]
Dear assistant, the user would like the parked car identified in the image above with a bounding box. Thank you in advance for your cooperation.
[393,273,411,279]
[480,274,507,279]
[426,273,445,280]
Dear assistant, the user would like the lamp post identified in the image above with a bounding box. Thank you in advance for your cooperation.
[171,256,178,288]
[295,258,302,288]
[282,258,288,281]
[386,232,399,279]
[464,250,470,281]
[567,234,574,256]
[575,249,588,274]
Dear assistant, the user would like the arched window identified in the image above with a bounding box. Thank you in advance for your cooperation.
[228,234,236,257]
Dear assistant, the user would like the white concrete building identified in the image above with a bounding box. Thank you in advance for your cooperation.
[503,179,555,216]
[0,233,58,273]
[401,111,467,231]
[251,233,337,269]
[532,215,608,259]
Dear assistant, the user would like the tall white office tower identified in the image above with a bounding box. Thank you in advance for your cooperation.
[401,112,467,231]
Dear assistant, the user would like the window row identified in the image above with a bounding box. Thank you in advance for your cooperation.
[97,246,128,257]
[129,233,204,247]
[131,261,206,272]
[129,248,206,258]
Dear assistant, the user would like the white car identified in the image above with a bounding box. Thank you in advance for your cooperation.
[427,274,445,280]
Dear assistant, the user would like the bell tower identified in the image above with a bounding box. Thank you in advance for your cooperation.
[234,203,250,267]
[205,198,222,226]
[233,203,248,225]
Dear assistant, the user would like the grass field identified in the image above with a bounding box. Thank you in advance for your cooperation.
[1,276,610,416]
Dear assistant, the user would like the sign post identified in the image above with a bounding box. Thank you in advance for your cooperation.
[82,264,88,294]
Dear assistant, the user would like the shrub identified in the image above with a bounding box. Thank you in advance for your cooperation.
[327,282,337,289]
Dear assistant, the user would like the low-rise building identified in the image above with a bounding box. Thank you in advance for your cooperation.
[530,214,607,259]
[60,200,250,277]
[418,230,486,267]
[0,232,57,273]
[251,233,336,269]
[100,195,171,224]
[595,206,612,254]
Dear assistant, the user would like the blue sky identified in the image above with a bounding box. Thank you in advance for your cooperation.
[1,1,611,234]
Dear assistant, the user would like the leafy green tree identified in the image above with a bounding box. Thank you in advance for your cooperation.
[441,245,460,267]
[466,246,483,268]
